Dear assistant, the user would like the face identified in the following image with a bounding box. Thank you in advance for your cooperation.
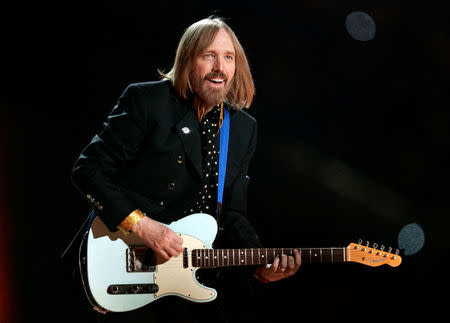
[190,28,236,109]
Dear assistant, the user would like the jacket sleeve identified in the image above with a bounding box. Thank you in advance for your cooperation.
[219,119,263,249]
[71,84,151,231]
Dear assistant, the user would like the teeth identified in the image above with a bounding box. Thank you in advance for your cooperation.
[210,79,223,83]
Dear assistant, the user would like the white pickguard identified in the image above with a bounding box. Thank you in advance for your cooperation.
[86,213,218,312]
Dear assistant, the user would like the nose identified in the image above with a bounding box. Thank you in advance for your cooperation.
[213,56,224,72]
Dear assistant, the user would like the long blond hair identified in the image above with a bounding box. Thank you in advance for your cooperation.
[160,17,255,109]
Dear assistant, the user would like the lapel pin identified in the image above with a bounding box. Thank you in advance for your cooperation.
[181,127,190,134]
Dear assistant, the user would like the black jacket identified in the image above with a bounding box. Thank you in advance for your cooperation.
[71,80,262,248]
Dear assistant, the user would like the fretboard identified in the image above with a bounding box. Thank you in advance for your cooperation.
[191,248,347,268]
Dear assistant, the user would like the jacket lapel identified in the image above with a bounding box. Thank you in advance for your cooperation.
[175,109,203,178]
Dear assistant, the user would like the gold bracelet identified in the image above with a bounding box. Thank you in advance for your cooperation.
[117,209,146,234]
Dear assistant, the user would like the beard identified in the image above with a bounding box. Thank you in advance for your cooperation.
[190,71,231,108]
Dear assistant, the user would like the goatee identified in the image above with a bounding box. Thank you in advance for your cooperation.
[191,72,230,108]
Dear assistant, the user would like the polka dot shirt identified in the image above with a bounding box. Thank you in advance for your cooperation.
[184,105,221,215]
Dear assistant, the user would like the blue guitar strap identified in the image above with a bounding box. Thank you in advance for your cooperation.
[216,106,230,227]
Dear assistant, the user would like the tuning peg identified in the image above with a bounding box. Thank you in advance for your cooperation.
[388,247,392,253]
[395,249,400,255]
[380,245,385,251]
[373,243,378,249]
[358,239,363,244]
[366,241,370,247]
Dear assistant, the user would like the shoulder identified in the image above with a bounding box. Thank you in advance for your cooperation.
[123,79,173,99]
[229,107,257,130]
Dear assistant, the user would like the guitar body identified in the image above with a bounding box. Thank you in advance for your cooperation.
[79,213,218,313]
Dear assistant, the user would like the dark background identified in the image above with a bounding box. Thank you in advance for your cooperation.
[2,1,449,322]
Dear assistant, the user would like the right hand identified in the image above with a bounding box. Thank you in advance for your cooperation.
[131,216,184,262]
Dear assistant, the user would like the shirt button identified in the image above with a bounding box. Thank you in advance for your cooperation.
[177,156,183,164]
[168,182,175,190]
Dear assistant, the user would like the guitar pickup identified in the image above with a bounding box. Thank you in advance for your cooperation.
[107,284,159,294]
[126,247,156,272]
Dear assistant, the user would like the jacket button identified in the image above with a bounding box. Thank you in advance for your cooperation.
[177,156,183,164]
[168,182,175,190]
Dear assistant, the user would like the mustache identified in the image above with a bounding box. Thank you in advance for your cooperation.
[203,72,228,81]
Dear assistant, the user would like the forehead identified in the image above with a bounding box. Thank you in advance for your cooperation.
[204,28,235,53]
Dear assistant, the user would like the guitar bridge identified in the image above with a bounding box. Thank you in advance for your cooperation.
[126,247,156,272]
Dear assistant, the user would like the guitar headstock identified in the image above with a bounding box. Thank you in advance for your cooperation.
[347,240,402,267]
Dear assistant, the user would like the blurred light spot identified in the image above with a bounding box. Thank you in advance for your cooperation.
[345,11,376,41]
[397,223,425,256]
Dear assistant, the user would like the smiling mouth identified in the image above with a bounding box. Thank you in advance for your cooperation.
[204,72,227,86]
[206,78,227,88]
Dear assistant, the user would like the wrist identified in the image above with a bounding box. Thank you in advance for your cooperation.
[117,209,146,235]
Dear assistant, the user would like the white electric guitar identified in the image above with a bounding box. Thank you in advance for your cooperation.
[79,213,402,314]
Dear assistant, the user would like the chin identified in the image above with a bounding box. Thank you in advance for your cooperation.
[199,89,227,107]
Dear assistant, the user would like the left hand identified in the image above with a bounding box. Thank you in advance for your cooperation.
[256,249,301,282]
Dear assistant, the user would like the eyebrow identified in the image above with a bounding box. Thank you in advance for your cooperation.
[203,49,235,55]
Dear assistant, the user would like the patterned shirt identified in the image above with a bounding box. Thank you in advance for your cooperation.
[184,105,221,215]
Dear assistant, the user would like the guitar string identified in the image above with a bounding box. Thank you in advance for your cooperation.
[130,250,398,269]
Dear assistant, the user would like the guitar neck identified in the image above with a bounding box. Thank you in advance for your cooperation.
[191,248,348,268]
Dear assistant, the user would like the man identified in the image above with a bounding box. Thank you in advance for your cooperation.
[71,16,301,322]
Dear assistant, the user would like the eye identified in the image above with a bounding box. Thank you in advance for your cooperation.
[204,53,215,59]
[225,55,234,61]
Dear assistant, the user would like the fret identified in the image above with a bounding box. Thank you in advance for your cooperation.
[322,248,332,263]
[208,249,211,267]
[211,249,214,267]
[244,249,247,266]
[216,249,218,266]
[202,249,205,267]
[313,248,320,263]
